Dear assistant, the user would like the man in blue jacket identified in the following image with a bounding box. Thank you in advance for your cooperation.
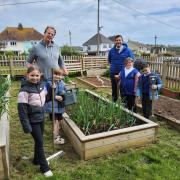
[108,35,134,102]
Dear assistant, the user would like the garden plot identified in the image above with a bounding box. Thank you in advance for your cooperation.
[61,90,158,160]
[76,76,111,89]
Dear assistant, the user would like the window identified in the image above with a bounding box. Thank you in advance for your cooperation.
[103,44,107,48]
[31,41,37,45]
[88,46,91,50]
[10,41,17,46]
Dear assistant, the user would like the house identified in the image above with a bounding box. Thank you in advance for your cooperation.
[127,40,151,55]
[0,23,43,55]
[150,45,167,55]
[83,33,114,55]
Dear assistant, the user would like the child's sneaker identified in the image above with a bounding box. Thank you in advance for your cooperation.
[44,170,53,177]
[54,136,65,145]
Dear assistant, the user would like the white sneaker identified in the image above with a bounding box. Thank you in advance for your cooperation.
[44,170,53,177]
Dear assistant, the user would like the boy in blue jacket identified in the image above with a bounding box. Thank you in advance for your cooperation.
[136,64,163,119]
[45,68,66,144]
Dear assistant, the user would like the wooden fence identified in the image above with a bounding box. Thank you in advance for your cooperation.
[0,55,108,77]
[0,55,180,91]
[146,57,180,91]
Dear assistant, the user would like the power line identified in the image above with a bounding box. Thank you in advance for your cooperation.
[33,3,94,27]
[113,0,180,31]
[0,0,57,6]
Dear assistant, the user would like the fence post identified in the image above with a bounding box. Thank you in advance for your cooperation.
[162,60,168,87]
[81,56,84,77]
[8,56,14,78]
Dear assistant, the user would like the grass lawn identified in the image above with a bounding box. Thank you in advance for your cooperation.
[10,80,180,180]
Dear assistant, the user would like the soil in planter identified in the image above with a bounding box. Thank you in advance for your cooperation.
[155,96,180,120]
[80,77,111,87]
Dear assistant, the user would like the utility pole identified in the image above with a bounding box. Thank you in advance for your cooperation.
[69,30,72,55]
[155,35,157,46]
[97,0,100,56]
[154,35,157,54]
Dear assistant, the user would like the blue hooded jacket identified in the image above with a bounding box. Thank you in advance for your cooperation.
[45,80,66,114]
[136,72,163,100]
[108,43,134,74]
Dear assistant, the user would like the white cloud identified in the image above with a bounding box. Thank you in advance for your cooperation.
[0,0,180,45]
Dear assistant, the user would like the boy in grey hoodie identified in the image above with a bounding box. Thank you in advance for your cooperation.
[27,26,68,80]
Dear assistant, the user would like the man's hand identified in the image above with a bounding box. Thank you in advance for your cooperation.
[63,68,69,76]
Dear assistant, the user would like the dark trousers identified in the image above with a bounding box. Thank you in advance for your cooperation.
[31,122,49,173]
[110,73,119,102]
[121,95,136,112]
[142,94,152,119]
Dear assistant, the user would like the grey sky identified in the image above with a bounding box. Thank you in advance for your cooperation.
[0,0,180,46]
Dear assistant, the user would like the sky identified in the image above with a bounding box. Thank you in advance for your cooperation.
[0,0,180,46]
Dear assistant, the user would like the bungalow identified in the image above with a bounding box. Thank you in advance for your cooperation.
[83,33,114,55]
[0,23,43,55]
[150,45,167,55]
[127,40,151,55]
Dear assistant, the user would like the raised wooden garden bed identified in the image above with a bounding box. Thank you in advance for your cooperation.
[0,76,10,179]
[136,95,180,131]
[65,80,77,90]
[61,90,158,160]
[76,77,111,89]
[161,87,180,99]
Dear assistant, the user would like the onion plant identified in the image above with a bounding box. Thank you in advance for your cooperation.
[0,76,11,117]
[66,91,136,135]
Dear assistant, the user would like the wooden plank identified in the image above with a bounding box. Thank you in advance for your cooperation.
[0,112,9,147]
[1,147,9,178]
[0,149,4,179]
[62,113,85,139]
[85,128,155,149]
[61,119,85,159]
[85,135,155,160]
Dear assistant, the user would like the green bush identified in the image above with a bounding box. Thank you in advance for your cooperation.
[102,68,110,77]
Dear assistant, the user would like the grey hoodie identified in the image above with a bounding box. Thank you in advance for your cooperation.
[27,40,65,80]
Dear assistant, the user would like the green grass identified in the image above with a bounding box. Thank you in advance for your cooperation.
[9,80,180,180]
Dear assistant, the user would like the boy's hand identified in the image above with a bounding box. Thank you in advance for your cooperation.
[55,95,63,101]
[151,85,157,90]
[51,83,56,89]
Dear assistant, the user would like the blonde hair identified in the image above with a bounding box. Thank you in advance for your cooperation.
[53,68,63,75]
